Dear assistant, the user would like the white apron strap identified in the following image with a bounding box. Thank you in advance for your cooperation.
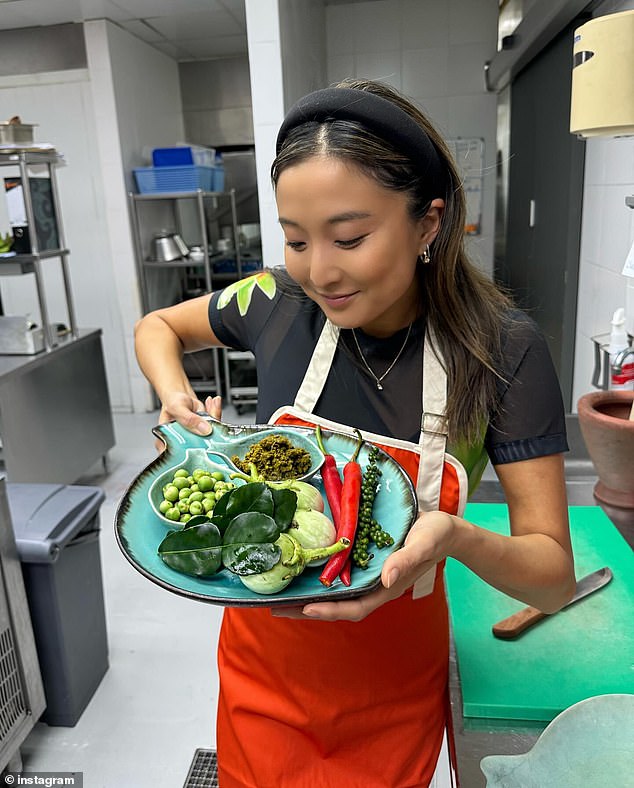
[293,320,340,413]
[412,327,448,600]
[292,317,447,601]
[415,327,448,512]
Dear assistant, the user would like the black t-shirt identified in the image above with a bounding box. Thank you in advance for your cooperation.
[209,269,568,479]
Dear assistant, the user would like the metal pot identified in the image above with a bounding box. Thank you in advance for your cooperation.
[151,232,187,262]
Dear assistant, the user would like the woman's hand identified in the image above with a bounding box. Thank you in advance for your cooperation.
[274,455,575,621]
[155,394,222,452]
[272,511,455,622]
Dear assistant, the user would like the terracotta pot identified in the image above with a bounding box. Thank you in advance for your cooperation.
[577,390,634,509]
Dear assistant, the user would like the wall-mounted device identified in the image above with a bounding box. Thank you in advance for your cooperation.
[570,9,634,138]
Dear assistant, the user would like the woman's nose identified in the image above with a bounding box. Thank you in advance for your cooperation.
[307,245,341,289]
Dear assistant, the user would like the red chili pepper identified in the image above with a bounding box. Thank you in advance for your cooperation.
[319,429,363,588]
[339,557,352,587]
[315,425,343,530]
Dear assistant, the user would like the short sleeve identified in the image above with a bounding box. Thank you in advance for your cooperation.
[209,272,281,352]
[485,313,569,465]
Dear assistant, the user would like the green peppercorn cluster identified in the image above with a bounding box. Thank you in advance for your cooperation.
[352,447,394,569]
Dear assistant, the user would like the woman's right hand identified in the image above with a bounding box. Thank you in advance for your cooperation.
[156,393,223,451]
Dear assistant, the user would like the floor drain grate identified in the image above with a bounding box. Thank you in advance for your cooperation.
[183,748,218,788]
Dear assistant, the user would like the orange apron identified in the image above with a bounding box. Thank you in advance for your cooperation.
[216,322,468,787]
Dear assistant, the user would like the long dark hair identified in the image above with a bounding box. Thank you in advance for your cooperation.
[271,78,512,444]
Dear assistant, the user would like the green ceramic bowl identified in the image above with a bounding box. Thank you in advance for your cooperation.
[116,419,418,607]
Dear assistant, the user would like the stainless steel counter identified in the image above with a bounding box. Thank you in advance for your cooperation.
[0,329,115,483]
[449,421,633,786]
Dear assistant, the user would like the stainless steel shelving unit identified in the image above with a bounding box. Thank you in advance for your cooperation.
[128,187,258,404]
[0,149,78,350]
[128,188,242,310]
[222,349,258,410]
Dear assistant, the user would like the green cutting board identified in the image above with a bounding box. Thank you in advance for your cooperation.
[446,504,634,724]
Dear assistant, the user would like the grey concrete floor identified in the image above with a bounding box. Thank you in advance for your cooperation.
[20,405,255,788]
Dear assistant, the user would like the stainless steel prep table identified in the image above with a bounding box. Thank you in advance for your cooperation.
[0,329,115,483]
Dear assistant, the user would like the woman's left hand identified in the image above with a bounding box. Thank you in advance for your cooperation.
[272,511,455,622]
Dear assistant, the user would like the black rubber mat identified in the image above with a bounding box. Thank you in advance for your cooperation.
[182,749,218,788]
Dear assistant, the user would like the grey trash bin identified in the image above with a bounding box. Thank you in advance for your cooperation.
[7,482,108,727]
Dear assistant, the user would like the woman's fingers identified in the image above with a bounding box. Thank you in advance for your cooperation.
[159,393,213,435]
[153,394,221,453]
[287,514,455,623]
[381,512,454,587]
[205,395,223,421]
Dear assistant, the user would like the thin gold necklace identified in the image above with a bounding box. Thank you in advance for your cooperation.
[351,323,413,390]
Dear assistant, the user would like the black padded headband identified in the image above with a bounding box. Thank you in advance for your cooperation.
[276,87,447,197]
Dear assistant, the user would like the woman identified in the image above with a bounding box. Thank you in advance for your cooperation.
[135,79,575,787]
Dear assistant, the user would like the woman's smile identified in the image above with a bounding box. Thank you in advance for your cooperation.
[276,156,433,337]
[317,290,360,308]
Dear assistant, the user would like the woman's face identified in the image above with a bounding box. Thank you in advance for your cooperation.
[276,156,443,337]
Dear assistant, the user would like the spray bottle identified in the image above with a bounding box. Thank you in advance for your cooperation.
[608,307,634,390]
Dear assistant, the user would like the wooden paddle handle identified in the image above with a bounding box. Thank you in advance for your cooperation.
[492,606,548,639]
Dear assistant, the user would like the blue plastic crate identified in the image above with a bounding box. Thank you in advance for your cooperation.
[152,147,194,167]
[134,165,218,194]
[212,167,225,191]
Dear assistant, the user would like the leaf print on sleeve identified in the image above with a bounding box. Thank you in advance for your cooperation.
[217,272,277,317]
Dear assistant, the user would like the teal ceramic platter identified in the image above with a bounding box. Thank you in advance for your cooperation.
[115,418,418,607]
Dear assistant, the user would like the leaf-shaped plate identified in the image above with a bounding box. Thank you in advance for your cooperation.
[115,419,418,606]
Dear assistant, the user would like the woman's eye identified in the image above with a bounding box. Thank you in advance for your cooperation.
[285,240,306,251]
[336,235,366,249]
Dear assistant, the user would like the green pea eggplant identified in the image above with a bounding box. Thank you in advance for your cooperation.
[288,509,337,566]
[239,532,350,595]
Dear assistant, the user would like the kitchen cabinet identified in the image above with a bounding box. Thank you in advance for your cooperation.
[0,330,115,483]
[128,189,259,405]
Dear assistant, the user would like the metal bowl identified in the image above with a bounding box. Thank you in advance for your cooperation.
[151,233,188,262]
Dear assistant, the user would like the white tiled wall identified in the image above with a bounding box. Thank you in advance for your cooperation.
[245,0,329,270]
[279,0,327,107]
[84,20,186,412]
[0,68,134,408]
[571,0,634,407]
[572,136,634,407]
[247,0,498,275]
[245,0,286,270]
[325,0,499,274]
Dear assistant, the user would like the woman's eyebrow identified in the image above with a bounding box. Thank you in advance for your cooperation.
[327,211,372,224]
[278,217,300,227]
[278,211,371,228]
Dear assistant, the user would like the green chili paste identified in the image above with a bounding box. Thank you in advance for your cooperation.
[233,435,312,480]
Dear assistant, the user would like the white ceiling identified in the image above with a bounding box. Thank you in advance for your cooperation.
[0,0,249,61]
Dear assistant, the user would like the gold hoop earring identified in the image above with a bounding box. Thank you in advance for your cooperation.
[418,244,431,265]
